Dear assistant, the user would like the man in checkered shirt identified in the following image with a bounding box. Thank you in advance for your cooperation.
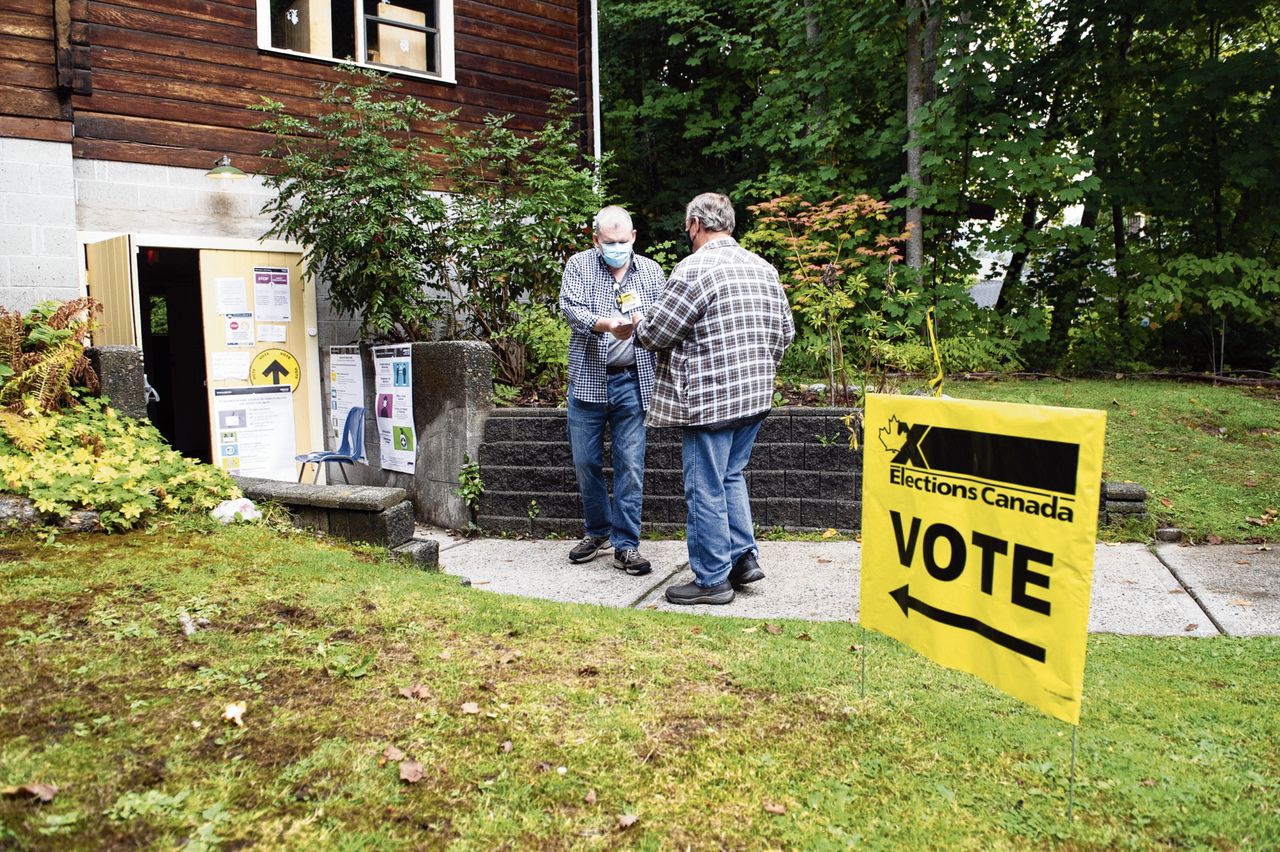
[633,192,795,605]
[559,206,666,575]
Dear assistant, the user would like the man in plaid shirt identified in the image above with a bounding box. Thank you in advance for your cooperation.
[634,193,795,605]
[559,206,666,575]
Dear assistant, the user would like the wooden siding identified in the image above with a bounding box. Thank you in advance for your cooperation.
[0,0,592,165]
[0,0,74,141]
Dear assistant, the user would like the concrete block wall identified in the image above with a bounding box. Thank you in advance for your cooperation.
[0,139,80,311]
[73,160,277,239]
[477,408,863,536]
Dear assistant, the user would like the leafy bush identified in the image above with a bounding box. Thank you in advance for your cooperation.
[0,397,240,530]
[440,92,606,384]
[253,68,451,341]
[0,299,100,412]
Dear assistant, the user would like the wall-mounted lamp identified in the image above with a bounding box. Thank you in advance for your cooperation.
[205,155,248,180]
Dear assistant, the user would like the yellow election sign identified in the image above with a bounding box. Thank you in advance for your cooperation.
[249,348,301,392]
[860,394,1106,725]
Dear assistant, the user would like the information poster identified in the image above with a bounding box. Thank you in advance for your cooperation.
[860,395,1105,725]
[224,313,254,346]
[215,277,248,314]
[253,267,292,322]
[329,345,366,460]
[211,385,297,482]
[372,344,414,473]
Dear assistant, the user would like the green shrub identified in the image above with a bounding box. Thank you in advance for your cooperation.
[0,397,240,530]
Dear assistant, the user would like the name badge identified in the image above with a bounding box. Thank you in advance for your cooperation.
[617,290,638,313]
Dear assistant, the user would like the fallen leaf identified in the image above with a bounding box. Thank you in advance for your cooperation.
[795,632,812,642]
[821,527,838,539]
[537,762,553,773]
[222,702,246,727]
[381,745,405,766]
[1128,410,1137,417]
[1159,498,1174,508]
[1243,479,1258,488]
[460,702,480,715]
[1206,534,1224,545]
[438,650,452,660]
[1140,778,1157,788]
[472,580,490,586]
[584,789,597,805]
[500,741,513,754]
[498,651,520,665]
[399,760,425,783]
[850,644,864,652]
[740,626,758,634]
[1229,599,1254,607]
[644,604,658,610]
[617,813,639,830]
[398,684,431,701]
[763,802,787,815]
[577,665,599,676]
[765,623,783,636]
[1,783,57,803]
[1258,545,1272,552]
[1236,560,1251,565]
[816,558,832,564]
[689,627,702,635]
[1184,624,1199,632]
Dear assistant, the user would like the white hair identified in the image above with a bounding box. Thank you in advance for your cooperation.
[593,205,633,234]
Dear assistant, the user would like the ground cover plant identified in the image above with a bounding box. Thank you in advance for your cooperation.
[946,379,1280,544]
[2,525,1277,848]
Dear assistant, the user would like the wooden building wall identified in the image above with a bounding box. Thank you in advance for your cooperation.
[0,0,593,168]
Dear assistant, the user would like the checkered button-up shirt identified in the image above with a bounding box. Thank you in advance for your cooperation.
[635,237,794,429]
[560,248,664,410]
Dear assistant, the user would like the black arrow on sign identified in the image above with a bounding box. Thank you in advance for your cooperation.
[262,360,291,385]
[889,584,1046,662]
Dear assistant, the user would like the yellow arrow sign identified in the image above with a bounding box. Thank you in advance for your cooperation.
[860,394,1106,725]
[249,348,300,392]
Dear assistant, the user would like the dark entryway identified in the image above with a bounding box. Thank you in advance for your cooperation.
[138,247,211,462]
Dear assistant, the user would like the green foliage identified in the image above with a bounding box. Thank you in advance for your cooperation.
[454,453,484,518]
[0,397,240,530]
[105,789,190,823]
[0,299,101,412]
[439,92,606,384]
[504,303,570,386]
[253,67,451,341]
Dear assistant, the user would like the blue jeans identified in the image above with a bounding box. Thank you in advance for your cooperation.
[682,418,763,587]
[567,372,646,549]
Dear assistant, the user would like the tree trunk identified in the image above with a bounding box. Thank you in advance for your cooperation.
[905,0,925,270]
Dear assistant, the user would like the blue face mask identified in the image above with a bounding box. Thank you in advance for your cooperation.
[600,242,633,269]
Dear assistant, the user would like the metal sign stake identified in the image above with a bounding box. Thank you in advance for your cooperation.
[1068,724,1079,823]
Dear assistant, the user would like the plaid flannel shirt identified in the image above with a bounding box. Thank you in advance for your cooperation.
[560,248,664,411]
[634,237,794,429]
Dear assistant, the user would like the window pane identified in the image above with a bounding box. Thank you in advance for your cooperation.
[270,0,354,60]
[364,1,438,73]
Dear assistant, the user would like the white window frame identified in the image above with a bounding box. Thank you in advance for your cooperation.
[256,0,455,85]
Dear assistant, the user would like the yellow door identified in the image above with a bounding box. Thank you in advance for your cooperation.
[198,250,322,482]
[85,235,141,346]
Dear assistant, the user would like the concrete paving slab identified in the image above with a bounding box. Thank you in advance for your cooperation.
[636,541,860,622]
[438,539,690,607]
[1088,544,1217,636]
[1154,543,1280,637]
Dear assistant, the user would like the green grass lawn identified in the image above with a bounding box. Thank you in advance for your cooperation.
[940,379,1280,543]
[3,525,1277,848]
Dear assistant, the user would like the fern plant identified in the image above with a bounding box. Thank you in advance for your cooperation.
[0,299,101,412]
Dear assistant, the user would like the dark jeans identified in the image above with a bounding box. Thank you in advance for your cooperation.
[682,418,763,587]
[567,372,646,549]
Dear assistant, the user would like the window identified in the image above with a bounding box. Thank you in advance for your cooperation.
[258,0,454,81]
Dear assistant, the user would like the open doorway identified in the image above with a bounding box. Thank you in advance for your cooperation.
[137,247,211,462]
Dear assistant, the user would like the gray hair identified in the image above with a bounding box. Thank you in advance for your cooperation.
[593,205,633,234]
[685,192,735,234]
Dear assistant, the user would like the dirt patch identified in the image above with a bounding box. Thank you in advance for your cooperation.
[0,548,24,563]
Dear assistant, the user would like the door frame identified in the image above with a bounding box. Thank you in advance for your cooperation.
[79,232,325,478]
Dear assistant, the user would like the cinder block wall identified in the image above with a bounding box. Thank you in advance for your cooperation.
[477,408,863,536]
[0,139,79,310]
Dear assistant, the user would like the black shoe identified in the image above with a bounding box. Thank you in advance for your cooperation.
[613,548,652,576]
[729,552,765,589]
[569,535,611,563]
[665,579,735,606]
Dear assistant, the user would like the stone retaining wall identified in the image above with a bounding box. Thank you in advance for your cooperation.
[477,407,862,536]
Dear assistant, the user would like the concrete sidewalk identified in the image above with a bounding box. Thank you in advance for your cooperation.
[430,533,1280,637]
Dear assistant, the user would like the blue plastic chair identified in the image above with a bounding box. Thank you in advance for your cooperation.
[296,406,365,483]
